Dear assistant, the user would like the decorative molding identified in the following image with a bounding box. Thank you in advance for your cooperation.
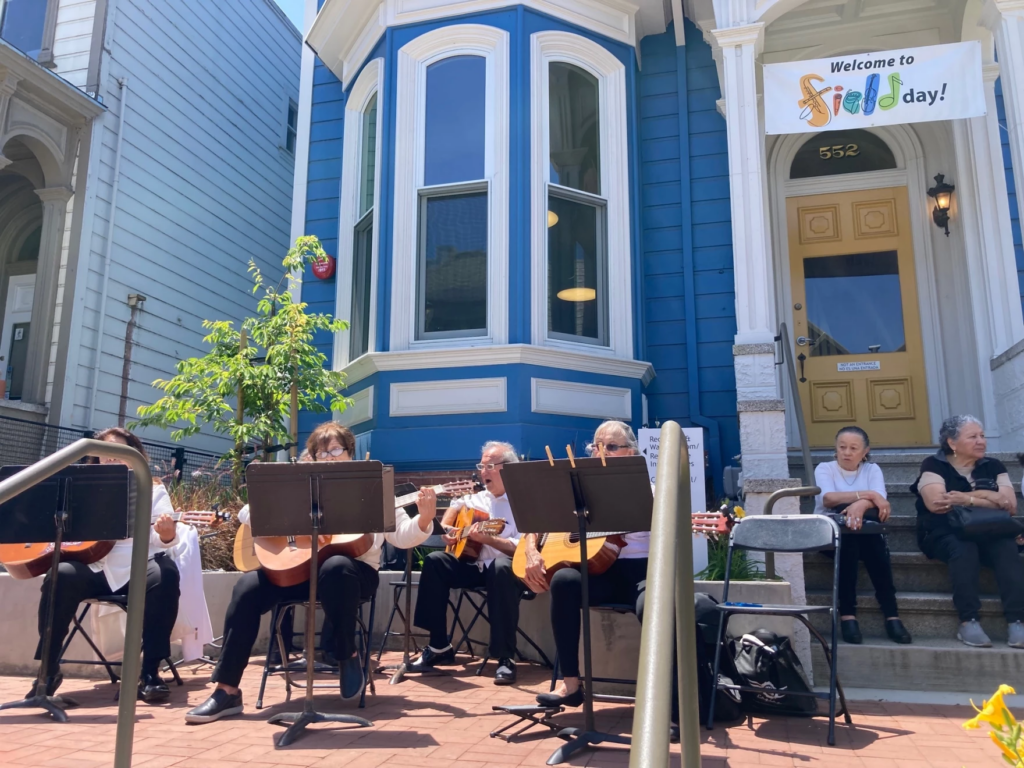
[342,344,656,387]
[389,377,507,416]
[530,31,633,358]
[308,0,643,87]
[338,385,375,427]
[992,338,1024,371]
[7,99,67,164]
[391,25,509,351]
[531,378,631,420]
[335,58,383,370]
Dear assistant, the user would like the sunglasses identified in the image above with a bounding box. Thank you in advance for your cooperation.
[316,447,348,459]
[475,462,505,471]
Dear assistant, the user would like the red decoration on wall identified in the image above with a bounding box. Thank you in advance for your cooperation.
[312,253,336,279]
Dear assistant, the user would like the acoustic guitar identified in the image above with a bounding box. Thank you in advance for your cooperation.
[444,508,506,561]
[0,510,226,580]
[242,480,476,586]
[512,531,627,589]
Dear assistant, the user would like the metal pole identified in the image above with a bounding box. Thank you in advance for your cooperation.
[778,323,814,486]
[0,438,152,768]
[630,421,699,768]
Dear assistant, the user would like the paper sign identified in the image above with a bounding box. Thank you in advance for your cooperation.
[837,361,880,372]
[764,41,984,135]
[638,427,708,575]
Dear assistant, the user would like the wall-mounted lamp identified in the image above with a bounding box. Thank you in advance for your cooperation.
[556,287,596,302]
[927,173,955,237]
[547,210,559,227]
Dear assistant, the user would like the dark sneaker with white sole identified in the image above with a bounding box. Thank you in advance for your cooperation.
[184,689,244,724]
[340,655,365,702]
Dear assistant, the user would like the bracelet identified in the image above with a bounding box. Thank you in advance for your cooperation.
[855,491,860,501]
[970,496,975,506]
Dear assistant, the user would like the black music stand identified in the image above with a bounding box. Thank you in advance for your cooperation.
[501,456,653,765]
[246,460,394,747]
[0,464,134,722]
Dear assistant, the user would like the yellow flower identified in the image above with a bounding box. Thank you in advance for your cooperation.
[964,685,1017,731]
[989,731,1018,763]
[733,505,746,519]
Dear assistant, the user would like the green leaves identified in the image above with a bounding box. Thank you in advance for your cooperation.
[131,235,350,484]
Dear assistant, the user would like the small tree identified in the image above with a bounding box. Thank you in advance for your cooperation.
[132,236,348,486]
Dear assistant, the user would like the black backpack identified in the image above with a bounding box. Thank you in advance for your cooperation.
[694,593,743,724]
[730,628,817,716]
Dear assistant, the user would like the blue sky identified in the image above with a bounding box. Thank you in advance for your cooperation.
[274,0,305,30]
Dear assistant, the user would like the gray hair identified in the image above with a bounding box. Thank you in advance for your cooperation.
[481,440,519,464]
[938,415,983,454]
[593,420,638,451]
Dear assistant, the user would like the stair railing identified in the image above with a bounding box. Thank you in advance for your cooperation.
[0,439,153,768]
[630,421,700,768]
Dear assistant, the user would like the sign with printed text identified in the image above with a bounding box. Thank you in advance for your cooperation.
[638,427,708,575]
[764,41,985,135]
[837,361,880,372]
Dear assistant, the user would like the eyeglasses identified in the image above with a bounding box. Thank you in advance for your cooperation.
[316,447,348,459]
[586,443,628,456]
[476,462,505,471]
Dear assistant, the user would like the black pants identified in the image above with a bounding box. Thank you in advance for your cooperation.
[413,551,521,659]
[549,558,648,678]
[830,533,899,618]
[211,555,378,688]
[923,530,1024,623]
[36,554,180,676]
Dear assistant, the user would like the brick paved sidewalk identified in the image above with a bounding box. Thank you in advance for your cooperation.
[0,653,996,767]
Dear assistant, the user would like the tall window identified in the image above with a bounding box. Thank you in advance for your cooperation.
[285,99,298,154]
[0,0,46,59]
[350,93,377,360]
[417,55,487,339]
[547,63,606,345]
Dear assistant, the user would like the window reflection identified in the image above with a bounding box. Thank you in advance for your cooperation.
[420,192,487,335]
[548,194,603,342]
[549,62,600,195]
[424,56,486,186]
[804,251,906,357]
[0,0,46,60]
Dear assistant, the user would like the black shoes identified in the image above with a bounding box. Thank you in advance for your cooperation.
[408,645,456,672]
[886,618,913,644]
[185,689,244,724]
[536,686,585,708]
[138,672,170,703]
[494,658,516,685]
[340,654,365,702]
[841,619,863,644]
[25,671,63,700]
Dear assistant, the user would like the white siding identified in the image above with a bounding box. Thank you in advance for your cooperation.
[51,0,96,89]
[61,0,300,451]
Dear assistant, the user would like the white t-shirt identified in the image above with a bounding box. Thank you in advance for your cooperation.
[450,490,520,570]
[813,461,887,515]
[236,503,432,571]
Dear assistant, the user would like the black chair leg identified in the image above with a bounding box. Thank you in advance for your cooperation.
[166,658,183,686]
[377,585,404,661]
[706,610,730,730]
[256,603,283,710]
[67,605,120,684]
[359,596,376,709]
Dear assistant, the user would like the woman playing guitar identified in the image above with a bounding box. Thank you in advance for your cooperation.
[30,427,181,704]
[185,421,438,724]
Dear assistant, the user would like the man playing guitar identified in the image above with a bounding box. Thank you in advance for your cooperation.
[185,422,438,724]
[522,421,650,708]
[409,441,524,684]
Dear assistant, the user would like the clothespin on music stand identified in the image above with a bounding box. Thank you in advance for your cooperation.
[544,446,555,467]
[565,445,576,468]
[365,452,370,461]
[597,443,607,467]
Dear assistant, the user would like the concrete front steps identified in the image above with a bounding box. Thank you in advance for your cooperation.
[788,448,1024,693]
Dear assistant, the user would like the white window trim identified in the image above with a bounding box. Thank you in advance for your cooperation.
[391,24,509,351]
[530,31,632,359]
[335,58,384,369]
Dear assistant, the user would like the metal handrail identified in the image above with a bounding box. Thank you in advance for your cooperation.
[777,322,814,486]
[0,439,153,768]
[762,485,822,578]
[630,422,700,768]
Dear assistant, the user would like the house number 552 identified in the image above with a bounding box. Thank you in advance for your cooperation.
[819,144,860,160]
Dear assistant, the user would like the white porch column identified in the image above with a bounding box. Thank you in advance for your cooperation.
[22,187,72,406]
[953,63,1024,445]
[983,0,1024,233]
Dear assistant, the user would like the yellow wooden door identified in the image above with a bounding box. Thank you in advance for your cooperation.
[787,187,931,447]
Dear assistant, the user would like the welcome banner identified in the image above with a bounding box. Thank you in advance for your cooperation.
[764,41,985,135]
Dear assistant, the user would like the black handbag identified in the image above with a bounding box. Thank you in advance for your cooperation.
[947,506,1024,541]
[730,629,817,716]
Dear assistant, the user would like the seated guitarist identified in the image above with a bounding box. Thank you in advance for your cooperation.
[409,441,523,684]
[523,420,650,708]
[185,422,437,724]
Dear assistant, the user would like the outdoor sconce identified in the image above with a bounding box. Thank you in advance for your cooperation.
[927,173,955,237]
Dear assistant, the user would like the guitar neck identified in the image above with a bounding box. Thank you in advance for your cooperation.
[393,483,457,509]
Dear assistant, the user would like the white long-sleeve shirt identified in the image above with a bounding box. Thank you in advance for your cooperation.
[237,503,432,571]
[813,461,887,515]
[89,483,179,591]
[447,490,520,570]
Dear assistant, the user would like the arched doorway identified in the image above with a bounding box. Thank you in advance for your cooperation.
[770,126,943,448]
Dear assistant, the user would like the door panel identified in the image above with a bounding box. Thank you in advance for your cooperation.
[788,187,930,447]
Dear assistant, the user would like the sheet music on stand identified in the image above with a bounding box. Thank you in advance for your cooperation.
[500,455,652,765]
[245,460,392,747]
